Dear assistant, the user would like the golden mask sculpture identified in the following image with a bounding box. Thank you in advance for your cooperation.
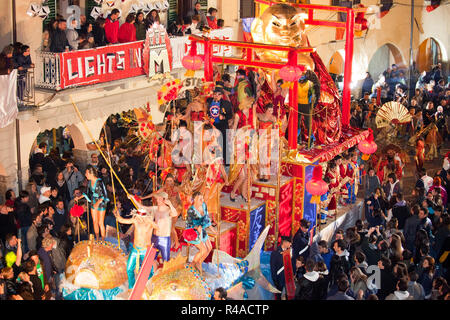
[251,3,314,71]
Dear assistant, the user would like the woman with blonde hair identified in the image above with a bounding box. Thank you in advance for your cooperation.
[349,266,368,299]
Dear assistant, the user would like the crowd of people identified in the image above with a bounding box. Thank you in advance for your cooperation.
[41,3,225,53]
[1,49,449,300]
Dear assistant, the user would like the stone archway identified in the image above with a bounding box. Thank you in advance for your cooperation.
[416,37,448,73]
[368,43,406,81]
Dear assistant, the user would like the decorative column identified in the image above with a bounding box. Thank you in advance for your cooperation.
[341,8,355,127]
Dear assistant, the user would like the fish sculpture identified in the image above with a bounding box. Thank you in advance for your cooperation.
[144,225,279,300]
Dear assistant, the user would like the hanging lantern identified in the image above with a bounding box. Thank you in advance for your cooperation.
[358,128,377,160]
[182,41,203,77]
[279,50,305,89]
[306,165,328,204]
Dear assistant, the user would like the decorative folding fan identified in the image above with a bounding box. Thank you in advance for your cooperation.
[105,0,116,7]
[375,101,412,128]
[129,4,141,14]
[90,7,103,19]
[38,6,50,19]
[27,3,41,17]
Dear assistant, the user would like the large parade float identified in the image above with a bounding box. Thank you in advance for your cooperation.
[60,1,398,300]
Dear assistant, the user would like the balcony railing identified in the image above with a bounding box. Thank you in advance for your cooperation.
[18,68,36,108]
[34,27,234,91]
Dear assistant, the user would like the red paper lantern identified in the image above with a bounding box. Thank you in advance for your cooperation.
[182,41,203,71]
[279,65,303,83]
[306,166,328,204]
[70,204,84,217]
[358,128,377,160]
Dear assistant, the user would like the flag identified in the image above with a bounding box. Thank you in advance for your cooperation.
[379,0,393,18]
[426,0,441,12]
[242,18,254,42]
[0,69,18,128]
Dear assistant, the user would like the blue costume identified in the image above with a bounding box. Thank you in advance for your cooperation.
[83,178,109,211]
[185,202,212,245]
[126,244,154,289]
[346,163,356,204]
[151,235,171,261]
[320,192,329,224]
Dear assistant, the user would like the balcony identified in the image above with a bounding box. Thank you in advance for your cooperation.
[34,27,234,92]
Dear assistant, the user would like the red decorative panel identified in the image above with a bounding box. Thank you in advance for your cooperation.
[221,206,248,258]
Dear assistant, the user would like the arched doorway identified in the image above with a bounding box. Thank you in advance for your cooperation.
[368,43,405,81]
[328,50,345,90]
[416,37,446,73]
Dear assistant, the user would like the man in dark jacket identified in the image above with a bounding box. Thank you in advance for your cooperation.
[392,193,410,230]
[50,20,70,53]
[376,256,397,300]
[330,239,351,285]
[14,191,32,252]
[404,206,421,252]
[270,236,292,299]
[292,219,311,267]
[295,259,327,300]
[361,226,382,266]
[206,88,233,164]
[93,18,109,47]
[417,206,433,239]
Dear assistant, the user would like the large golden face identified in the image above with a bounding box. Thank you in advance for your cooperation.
[251,4,307,52]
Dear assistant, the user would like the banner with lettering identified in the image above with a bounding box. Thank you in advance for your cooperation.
[171,27,234,69]
[59,41,146,89]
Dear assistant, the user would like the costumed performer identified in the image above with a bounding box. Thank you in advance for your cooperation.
[171,120,193,183]
[200,133,229,225]
[113,206,158,289]
[185,191,217,274]
[297,71,320,149]
[232,69,254,112]
[319,176,331,225]
[206,88,233,166]
[228,96,258,202]
[75,165,109,241]
[130,191,178,264]
[415,136,425,173]
[425,123,441,161]
[257,103,277,182]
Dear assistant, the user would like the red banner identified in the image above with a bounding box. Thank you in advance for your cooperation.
[282,250,296,300]
[59,41,146,89]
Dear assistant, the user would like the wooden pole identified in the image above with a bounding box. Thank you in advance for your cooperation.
[69,95,139,209]
[274,108,281,249]
[103,125,121,248]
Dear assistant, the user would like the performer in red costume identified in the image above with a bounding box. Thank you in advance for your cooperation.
[325,161,340,217]
[338,155,350,205]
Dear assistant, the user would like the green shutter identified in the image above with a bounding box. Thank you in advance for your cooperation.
[168,0,178,25]
[42,0,57,31]
[86,0,101,23]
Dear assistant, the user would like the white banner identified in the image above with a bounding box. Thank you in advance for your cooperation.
[0,69,18,128]
[170,27,234,69]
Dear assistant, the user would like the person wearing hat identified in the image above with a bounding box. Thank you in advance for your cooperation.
[114,199,159,289]
[292,219,311,266]
[233,69,254,108]
[206,87,233,165]
[38,186,51,204]
[270,235,292,299]
[129,191,178,264]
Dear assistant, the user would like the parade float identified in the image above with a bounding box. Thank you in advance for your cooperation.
[64,1,374,300]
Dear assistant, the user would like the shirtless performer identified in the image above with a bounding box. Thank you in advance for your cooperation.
[130,192,178,263]
[113,206,158,289]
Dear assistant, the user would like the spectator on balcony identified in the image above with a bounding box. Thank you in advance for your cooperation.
[50,19,70,53]
[186,15,202,35]
[42,19,58,52]
[0,45,14,75]
[217,19,224,29]
[93,17,108,47]
[105,8,120,45]
[118,13,137,43]
[207,7,218,30]
[135,11,146,41]
[66,19,80,51]
[167,17,185,37]
[14,45,34,102]
[146,9,161,28]
[79,23,95,49]
[188,2,207,29]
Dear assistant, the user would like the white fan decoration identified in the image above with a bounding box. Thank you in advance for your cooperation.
[154,1,163,10]
[94,0,103,5]
[38,6,50,19]
[375,101,412,128]
[161,0,170,10]
[105,0,116,7]
[26,3,41,17]
[128,4,143,14]
[90,7,103,19]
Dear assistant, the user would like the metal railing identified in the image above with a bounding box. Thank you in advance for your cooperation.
[17,68,36,108]
[35,51,61,91]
